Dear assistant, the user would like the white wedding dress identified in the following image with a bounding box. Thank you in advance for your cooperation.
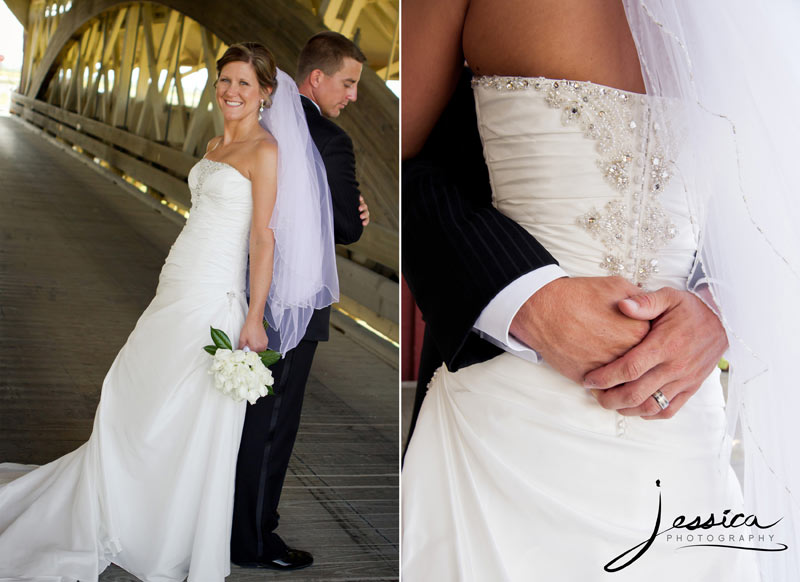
[0,158,253,581]
[402,77,763,581]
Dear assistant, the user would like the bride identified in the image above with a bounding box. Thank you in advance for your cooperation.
[403,1,800,580]
[0,42,337,581]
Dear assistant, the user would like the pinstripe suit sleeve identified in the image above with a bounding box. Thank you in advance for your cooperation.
[401,70,559,372]
[402,159,558,372]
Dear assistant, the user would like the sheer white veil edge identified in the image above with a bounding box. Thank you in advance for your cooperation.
[623,1,800,578]
[257,68,339,354]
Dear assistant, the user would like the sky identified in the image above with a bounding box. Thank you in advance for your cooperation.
[0,3,24,70]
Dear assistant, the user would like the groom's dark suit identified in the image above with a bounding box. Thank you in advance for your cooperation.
[403,69,558,445]
[231,95,363,562]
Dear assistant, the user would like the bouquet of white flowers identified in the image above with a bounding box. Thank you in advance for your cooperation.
[203,325,281,404]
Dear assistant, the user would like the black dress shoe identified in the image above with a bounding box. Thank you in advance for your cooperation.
[233,548,314,571]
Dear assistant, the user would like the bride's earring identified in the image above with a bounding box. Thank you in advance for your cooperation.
[258,100,265,121]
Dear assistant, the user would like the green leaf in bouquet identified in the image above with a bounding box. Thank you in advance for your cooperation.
[258,349,281,368]
[210,326,233,350]
[262,319,270,331]
[203,345,218,355]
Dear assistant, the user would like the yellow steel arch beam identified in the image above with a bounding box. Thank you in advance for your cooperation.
[24,0,397,244]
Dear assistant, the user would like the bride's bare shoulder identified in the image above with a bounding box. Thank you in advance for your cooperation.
[256,128,277,149]
[243,133,277,179]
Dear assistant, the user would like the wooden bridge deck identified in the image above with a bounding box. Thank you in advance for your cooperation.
[0,115,398,581]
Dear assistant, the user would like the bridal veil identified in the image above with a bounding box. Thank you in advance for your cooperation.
[623,2,800,578]
[257,68,339,354]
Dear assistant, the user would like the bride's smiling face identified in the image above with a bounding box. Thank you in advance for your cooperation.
[215,61,271,122]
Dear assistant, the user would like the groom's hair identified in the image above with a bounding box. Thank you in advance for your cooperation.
[296,31,366,82]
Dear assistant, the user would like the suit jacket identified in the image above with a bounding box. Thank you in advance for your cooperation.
[402,69,558,372]
[301,95,363,342]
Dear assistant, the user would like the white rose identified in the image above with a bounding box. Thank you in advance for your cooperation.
[219,378,230,395]
[245,351,260,366]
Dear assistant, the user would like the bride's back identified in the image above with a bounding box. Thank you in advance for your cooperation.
[402,0,645,157]
[462,0,644,93]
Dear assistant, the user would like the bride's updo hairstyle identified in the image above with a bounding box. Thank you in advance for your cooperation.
[216,42,278,108]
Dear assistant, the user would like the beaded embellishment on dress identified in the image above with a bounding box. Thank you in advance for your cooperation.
[191,158,241,207]
[473,76,679,286]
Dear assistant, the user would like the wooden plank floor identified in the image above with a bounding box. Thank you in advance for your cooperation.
[0,115,399,581]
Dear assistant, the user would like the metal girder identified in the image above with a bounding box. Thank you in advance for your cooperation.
[315,0,398,78]
[3,0,30,26]
[21,1,397,221]
[11,0,398,333]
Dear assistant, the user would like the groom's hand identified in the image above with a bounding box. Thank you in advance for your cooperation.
[358,195,370,226]
[585,287,728,419]
[510,277,650,384]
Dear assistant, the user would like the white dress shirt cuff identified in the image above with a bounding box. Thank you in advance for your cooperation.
[473,265,569,362]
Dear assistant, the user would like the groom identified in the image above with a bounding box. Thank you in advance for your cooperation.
[231,32,368,569]
[403,68,729,445]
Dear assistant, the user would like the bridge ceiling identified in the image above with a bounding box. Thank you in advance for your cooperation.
[296,0,398,81]
[14,0,397,272]
[4,0,29,26]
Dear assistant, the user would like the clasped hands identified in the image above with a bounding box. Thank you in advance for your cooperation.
[510,276,728,419]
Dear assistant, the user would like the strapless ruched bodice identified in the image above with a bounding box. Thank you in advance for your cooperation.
[159,159,252,292]
[473,76,695,290]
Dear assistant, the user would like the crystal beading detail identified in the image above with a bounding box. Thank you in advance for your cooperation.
[473,76,678,286]
[190,158,236,208]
